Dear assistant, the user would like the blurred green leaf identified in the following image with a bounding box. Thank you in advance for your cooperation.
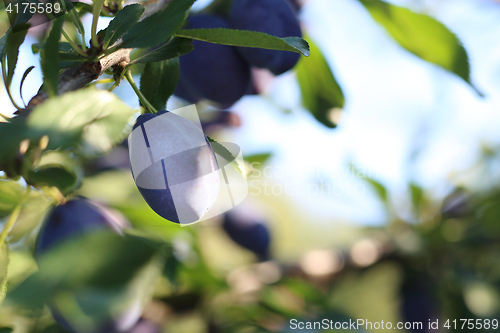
[351,164,388,206]
[120,0,195,49]
[0,89,136,173]
[0,328,13,333]
[129,38,193,65]
[8,231,166,309]
[0,30,8,63]
[32,42,73,55]
[42,16,64,97]
[140,58,179,111]
[0,244,9,305]
[9,192,53,244]
[59,52,88,69]
[244,153,272,167]
[175,29,310,57]
[26,166,77,194]
[410,182,424,220]
[104,3,145,49]
[358,0,477,93]
[5,26,29,87]
[296,38,344,128]
[0,180,24,218]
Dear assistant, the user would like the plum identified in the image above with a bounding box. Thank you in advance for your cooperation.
[35,198,127,255]
[222,207,271,261]
[230,0,302,75]
[174,14,251,108]
[128,110,220,224]
[35,198,140,333]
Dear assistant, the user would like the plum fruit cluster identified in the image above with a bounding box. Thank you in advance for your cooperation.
[35,198,141,333]
[175,0,302,108]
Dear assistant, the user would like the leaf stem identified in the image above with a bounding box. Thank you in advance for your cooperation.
[108,80,120,92]
[61,29,87,57]
[92,0,106,49]
[125,71,157,114]
[44,11,87,57]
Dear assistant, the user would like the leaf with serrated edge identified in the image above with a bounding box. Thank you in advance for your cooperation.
[119,0,195,49]
[130,38,193,65]
[42,17,64,96]
[140,58,179,110]
[175,28,310,56]
[104,4,145,48]
[5,26,29,87]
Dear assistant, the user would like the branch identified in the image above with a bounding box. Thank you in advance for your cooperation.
[26,0,173,109]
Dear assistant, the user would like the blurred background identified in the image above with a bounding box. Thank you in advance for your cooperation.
[2,0,500,332]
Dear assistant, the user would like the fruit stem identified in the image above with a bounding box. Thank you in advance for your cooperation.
[124,71,157,114]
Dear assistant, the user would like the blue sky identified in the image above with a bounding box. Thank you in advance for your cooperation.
[2,0,500,225]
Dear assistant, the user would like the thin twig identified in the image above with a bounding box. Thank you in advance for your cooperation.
[25,0,174,109]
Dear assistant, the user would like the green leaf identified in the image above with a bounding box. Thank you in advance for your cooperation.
[27,89,136,156]
[358,0,477,93]
[129,38,193,65]
[104,3,145,48]
[140,58,179,111]
[296,38,344,128]
[42,16,64,96]
[59,51,87,69]
[0,327,13,333]
[32,42,73,54]
[351,164,389,207]
[0,244,9,305]
[244,153,272,166]
[0,30,9,62]
[0,180,24,218]
[8,232,165,309]
[5,26,29,87]
[26,166,77,194]
[175,29,310,56]
[119,0,195,49]
[0,89,136,174]
[20,66,35,105]
[65,3,85,37]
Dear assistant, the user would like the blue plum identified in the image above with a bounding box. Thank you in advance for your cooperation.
[230,0,302,75]
[174,14,251,108]
[35,198,140,333]
[35,198,126,256]
[128,110,220,224]
[222,208,271,261]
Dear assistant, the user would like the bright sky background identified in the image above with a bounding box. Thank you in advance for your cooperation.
[2,0,500,225]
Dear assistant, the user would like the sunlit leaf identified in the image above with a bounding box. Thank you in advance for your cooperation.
[296,38,344,128]
[358,0,477,93]
[175,29,310,56]
[120,0,195,49]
